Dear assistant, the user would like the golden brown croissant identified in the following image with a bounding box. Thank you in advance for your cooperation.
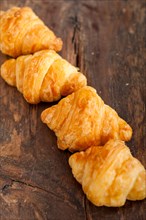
[0,7,62,57]
[69,140,146,207]
[0,50,87,104]
[41,86,132,152]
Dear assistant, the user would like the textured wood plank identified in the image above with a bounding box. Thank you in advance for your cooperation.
[0,0,146,220]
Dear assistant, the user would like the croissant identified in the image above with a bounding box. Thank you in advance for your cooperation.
[69,140,146,207]
[41,86,132,152]
[0,50,87,104]
[0,7,62,57]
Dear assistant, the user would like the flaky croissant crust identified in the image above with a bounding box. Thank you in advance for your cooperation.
[0,7,62,57]
[69,140,146,207]
[41,86,132,151]
[0,50,87,104]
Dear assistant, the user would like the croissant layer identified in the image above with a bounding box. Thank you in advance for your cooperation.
[0,7,62,57]
[69,140,146,207]
[41,86,132,151]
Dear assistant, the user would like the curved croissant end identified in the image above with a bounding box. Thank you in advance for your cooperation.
[69,140,146,207]
[0,7,63,57]
[41,86,132,151]
[0,50,87,104]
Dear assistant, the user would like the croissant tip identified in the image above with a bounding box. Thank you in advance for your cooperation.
[41,110,46,122]
[41,108,52,123]
[55,37,63,51]
[121,125,133,142]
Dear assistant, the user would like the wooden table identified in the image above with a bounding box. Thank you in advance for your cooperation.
[0,0,145,219]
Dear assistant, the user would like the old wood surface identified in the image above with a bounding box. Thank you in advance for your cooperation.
[0,0,146,219]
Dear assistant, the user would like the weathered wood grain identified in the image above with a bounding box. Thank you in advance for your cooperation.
[0,0,146,219]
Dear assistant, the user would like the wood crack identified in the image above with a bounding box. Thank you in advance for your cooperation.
[71,13,81,69]
[71,14,80,44]
[1,181,13,192]
[1,177,59,199]
[84,195,92,220]
[84,195,88,220]
[1,176,78,210]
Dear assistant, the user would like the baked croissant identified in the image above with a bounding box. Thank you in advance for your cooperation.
[0,7,62,57]
[0,50,87,104]
[41,86,132,152]
[69,140,146,207]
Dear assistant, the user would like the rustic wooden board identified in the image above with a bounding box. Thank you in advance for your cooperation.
[0,0,146,219]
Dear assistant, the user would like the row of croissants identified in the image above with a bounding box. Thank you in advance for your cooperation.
[0,6,145,207]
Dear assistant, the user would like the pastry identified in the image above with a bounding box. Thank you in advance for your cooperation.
[69,140,146,207]
[41,86,132,152]
[0,7,62,57]
[0,50,87,104]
